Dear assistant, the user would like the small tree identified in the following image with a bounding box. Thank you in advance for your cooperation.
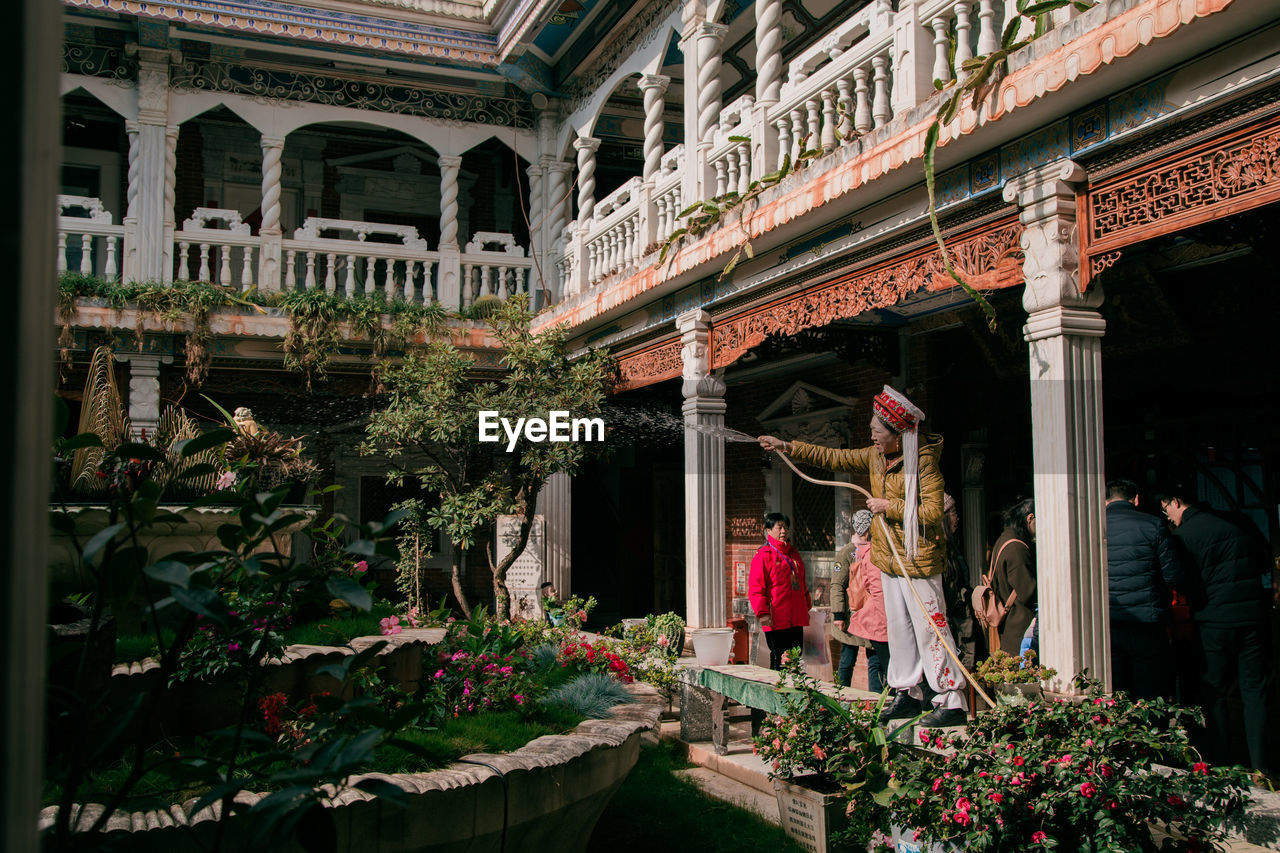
[362,295,613,618]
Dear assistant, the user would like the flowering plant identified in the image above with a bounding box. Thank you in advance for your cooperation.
[422,648,538,718]
[753,653,901,851]
[174,588,292,683]
[558,638,633,683]
[886,679,1250,851]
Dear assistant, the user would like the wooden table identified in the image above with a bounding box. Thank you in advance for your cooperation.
[692,664,879,755]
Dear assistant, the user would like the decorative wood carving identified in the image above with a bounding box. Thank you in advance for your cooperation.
[1090,250,1122,278]
[616,338,683,392]
[710,219,1024,369]
[1081,114,1280,289]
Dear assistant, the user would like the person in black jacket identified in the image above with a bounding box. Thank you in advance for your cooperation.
[1105,479,1182,701]
[1160,486,1272,771]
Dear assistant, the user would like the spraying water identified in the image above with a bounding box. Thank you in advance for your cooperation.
[601,399,759,447]
[684,422,758,442]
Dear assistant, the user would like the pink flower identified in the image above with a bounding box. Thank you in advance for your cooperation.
[576,609,588,622]
[657,635,669,647]
[1013,755,1025,766]
[1167,794,1185,808]
[226,641,241,652]
[380,615,402,635]
[988,792,1003,804]
[956,797,971,812]
[1193,762,1209,774]
[1032,831,1048,843]
[920,732,932,745]
[812,744,826,760]
[954,810,972,827]
[1079,781,1096,798]
[216,470,237,490]
[353,560,368,574]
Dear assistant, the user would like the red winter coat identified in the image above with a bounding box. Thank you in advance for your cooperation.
[748,536,811,632]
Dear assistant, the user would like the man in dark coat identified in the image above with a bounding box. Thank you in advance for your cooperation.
[1105,479,1181,701]
[1160,487,1272,771]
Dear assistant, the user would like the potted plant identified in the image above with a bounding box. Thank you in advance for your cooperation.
[884,678,1251,851]
[974,650,1056,705]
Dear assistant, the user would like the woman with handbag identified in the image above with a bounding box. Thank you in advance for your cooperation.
[832,510,892,690]
[986,498,1037,656]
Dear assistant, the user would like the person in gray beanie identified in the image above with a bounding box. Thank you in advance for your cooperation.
[830,509,891,690]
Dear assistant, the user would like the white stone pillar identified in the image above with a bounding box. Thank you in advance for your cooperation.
[537,471,572,597]
[128,46,173,284]
[680,309,726,630]
[573,135,600,223]
[1004,159,1110,694]
[162,123,178,282]
[755,0,783,105]
[526,162,546,303]
[960,437,987,587]
[544,160,573,300]
[258,135,285,291]
[693,22,728,198]
[638,74,669,251]
[117,353,166,440]
[437,154,463,309]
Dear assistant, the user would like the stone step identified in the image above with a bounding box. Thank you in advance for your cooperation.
[674,767,782,825]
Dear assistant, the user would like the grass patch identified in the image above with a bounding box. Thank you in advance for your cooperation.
[587,741,805,853]
[112,629,177,665]
[280,601,396,647]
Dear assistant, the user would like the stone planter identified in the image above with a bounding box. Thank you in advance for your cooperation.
[992,682,1043,705]
[773,776,847,853]
[41,683,662,853]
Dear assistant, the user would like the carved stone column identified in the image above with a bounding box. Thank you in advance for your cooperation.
[680,309,726,630]
[693,21,728,198]
[162,123,178,281]
[128,46,174,284]
[116,353,168,440]
[258,135,285,291]
[638,74,669,250]
[525,162,546,304]
[123,120,141,282]
[573,135,600,223]
[537,471,572,597]
[1005,159,1109,694]
[437,154,463,309]
[752,0,783,180]
[544,160,574,299]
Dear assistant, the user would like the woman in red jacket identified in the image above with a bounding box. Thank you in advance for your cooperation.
[749,512,811,670]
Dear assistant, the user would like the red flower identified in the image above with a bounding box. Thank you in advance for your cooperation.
[1013,755,1025,766]
[931,612,947,628]
[988,792,1003,804]
[1032,831,1048,843]
[1167,794,1186,808]
[1193,762,1209,775]
[1079,781,1096,798]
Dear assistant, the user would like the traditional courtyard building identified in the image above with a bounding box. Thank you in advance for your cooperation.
[54,0,1280,726]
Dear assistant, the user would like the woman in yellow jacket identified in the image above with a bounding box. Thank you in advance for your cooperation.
[759,385,968,728]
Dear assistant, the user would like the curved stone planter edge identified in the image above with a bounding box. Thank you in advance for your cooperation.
[42,682,663,853]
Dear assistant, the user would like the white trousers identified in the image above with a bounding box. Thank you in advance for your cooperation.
[882,572,968,710]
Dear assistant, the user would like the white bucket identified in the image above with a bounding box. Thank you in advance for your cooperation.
[691,628,735,666]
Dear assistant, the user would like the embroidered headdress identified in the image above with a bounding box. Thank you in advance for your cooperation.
[873,385,927,559]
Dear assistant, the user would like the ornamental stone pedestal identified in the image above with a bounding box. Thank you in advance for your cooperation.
[1005,160,1110,694]
[680,310,727,631]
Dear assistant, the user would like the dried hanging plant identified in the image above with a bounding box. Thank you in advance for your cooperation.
[70,346,131,492]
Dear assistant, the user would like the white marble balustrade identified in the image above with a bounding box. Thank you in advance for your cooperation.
[708,94,757,198]
[174,208,258,291]
[56,195,123,280]
[281,217,440,304]
[584,177,643,288]
[461,232,533,306]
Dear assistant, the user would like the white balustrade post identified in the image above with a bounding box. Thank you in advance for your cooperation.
[258,135,285,291]
[1004,160,1110,695]
[892,0,936,110]
[679,309,726,630]
[55,233,66,274]
[977,0,999,55]
[932,17,953,86]
[853,66,872,133]
[570,227,588,294]
[437,154,463,310]
[871,55,892,128]
[162,124,178,283]
[954,2,974,74]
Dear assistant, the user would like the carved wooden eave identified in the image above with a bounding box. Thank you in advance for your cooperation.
[709,219,1024,370]
[1080,109,1280,290]
[615,336,682,392]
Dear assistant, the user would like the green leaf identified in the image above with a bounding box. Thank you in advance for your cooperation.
[115,442,166,462]
[677,201,704,218]
[176,427,235,458]
[727,135,751,143]
[326,575,372,611]
[144,559,191,588]
[81,522,125,565]
[201,394,238,428]
[354,777,408,808]
[61,433,104,452]
[172,585,231,626]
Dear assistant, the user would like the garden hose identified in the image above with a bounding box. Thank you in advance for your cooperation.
[773,450,996,709]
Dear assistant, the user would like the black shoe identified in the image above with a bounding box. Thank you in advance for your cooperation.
[919,707,968,728]
[878,691,924,723]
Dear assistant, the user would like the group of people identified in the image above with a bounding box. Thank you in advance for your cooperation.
[746,384,1275,770]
